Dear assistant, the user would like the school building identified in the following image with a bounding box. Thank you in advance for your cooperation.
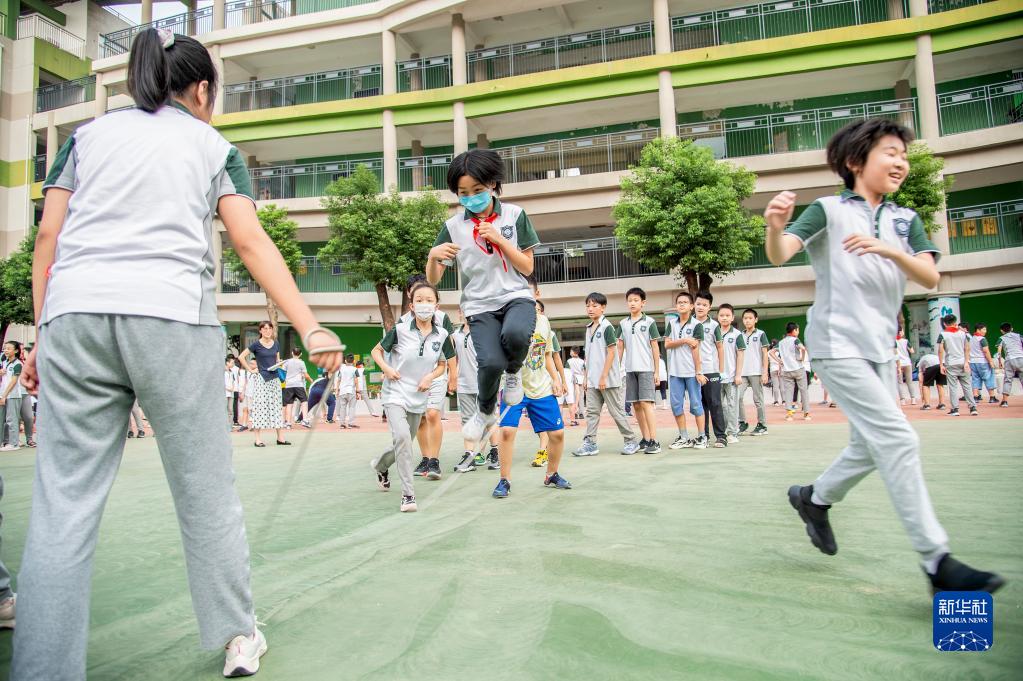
[1,0,1020,363]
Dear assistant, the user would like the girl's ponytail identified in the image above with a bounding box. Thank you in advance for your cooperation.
[126,29,218,114]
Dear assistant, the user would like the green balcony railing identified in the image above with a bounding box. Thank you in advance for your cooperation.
[251,159,384,200]
[533,237,666,284]
[928,0,994,13]
[33,154,47,182]
[397,155,451,193]
[397,55,452,92]
[948,200,1023,255]
[222,256,459,293]
[938,78,1023,136]
[224,64,383,112]
[36,75,96,113]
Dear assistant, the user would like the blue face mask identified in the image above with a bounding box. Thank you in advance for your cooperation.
[459,190,492,214]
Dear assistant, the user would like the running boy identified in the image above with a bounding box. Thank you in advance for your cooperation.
[451,317,500,472]
[617,287,662,454]
[765,117,1002,594]
[665,291,707,450]
[572,293,639,456]
[996,322,1023,406]
[426,149,538,445]
[717,304,746,444]
[737,308,769,435]
[968,323,998,404]
[937,313,977,416]
[771,323,810,421]
[694,290,727,448]
[492,299,572,497]
[371,282,455,512]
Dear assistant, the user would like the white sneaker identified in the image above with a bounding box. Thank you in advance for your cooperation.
[0,594,16,629]
[400,495,418,512]
[503,371,524,406]
[0,444,19,452]
[461,407,497,443]
[223,627,267,677]
[726,435,739,444]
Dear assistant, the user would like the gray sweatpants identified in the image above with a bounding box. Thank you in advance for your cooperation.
[0,475,11,601]
[11,314,255,681]
[374,405,423,497]
[2,397,22,447]
[781,369,809,413]
[738,376,766,425]
[945,364,976,409]
[583,386,636,444]
[720,381,740,437]
[811,358,949,561]
[128,400,145,432]
[1004,357,1023,395]
[338,392,357,426]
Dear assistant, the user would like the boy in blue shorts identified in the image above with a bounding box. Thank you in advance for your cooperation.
[493,299,571,498]
[665,291,708,450]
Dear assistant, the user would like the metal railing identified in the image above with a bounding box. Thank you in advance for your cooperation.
[938,79,1023,136]
[947,200,1023,255]
[0,13,7,36]
[222,255,459,293]
[467,21,654,83]
[533,236,666,284]
[677,97,917,159]
[250,158,384,200]
[36,75,96,113]
[928,0,993,13]
[102,5,136,26]
[398,155,451,192]
[495,127,662,184]
[397,55,452,92]
[18,15,86,59]
[224,64,382,112]
[33,155,47,182]
[101,7,213,57]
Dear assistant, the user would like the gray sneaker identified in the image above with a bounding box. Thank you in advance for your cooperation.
[620,440,641,455]
[644,440,661,454]
[572,440,599,456]
[693,435,709,449]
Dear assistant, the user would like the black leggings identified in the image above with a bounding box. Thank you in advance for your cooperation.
[701,374,726,440]
[468,297,537,414]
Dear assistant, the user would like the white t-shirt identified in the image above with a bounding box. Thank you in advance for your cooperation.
[585,316,621,389]
[917,353,939,372]
[666,316,702,378]
[895,338,912,367]
[282,358,307,389]
[696,317,722,375]
[741,329,768,376]
[224,369,234,398]
[778,335,805,372]
[720,327,747,382]
[567,356,586,385]
[619,315,661,373]
[337,365,358,395]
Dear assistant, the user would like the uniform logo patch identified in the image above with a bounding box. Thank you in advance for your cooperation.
[640,325,647,333]
[501,225,514,240]
[596,330,602,339]
[432,341,441,352]
[893,217,912,237]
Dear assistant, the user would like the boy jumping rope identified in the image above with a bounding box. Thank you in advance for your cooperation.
[766,117,1003,594]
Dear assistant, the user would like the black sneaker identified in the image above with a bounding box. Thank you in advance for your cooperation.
[126,431,134,438]
[375,468,390,491]
[947,409,960,417]
[1001,400,1009,408]
[787,485,837,556]
[921,404,931,410]
[738,421,749,435]
[426,458,442,480]
[989,396,999,404]
[136,431,145,438]
[751,423,768,436]
[644,440,661,454]
[454,451,476,473]
[487,448,500,470]
[936,403,946,410]
[414,457,429,476]
[400,495,417,512]
[969,407,978,416]
[625,439,649,456]
[713,438,727,448]
[926,554,1005,595]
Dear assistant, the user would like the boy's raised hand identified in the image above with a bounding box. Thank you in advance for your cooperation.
[430,243,460,263]
[764,191,797,231]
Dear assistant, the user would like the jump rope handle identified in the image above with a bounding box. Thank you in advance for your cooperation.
[302,327,346,356]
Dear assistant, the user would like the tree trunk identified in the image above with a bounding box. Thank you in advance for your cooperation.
[376,282,396,331]
[683,270,699,295]
[0,321,9,345]
[698,272,713,293]
[264,293,279,338]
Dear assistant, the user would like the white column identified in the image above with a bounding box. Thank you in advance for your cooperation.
[45,115,58,172]
[95,77,108,119]
[653,0,671,54]
[914,34,940,142]
[383,109,398,191]
[453,101,468,154]
[214,0,226,30]
[451,13,466,86]
[382,30,397,96]
[653,0,675,137]
[141,0,154,25]
[212,44,225,116]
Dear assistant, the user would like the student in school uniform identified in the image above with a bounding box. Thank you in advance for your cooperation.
[995,322,1023,407]
[771,323,811,421]
[0,342,26,451]
[571,293,639,456]
[452,317,500,472]
[693,291,727,448]
[224,357,236,432]
[356,361,376,417]
[768,340,783,406]
[968,323,998,404]
[737,308,769,435]
[717,304,746,445]
[665,291,708,450]
[12,28,344,678]
[765,117,1001,595]
[895,327,918,406]
[567,347,586,421]
[335,355,359,429]
[937,313,977,416]
[617,287,663,454]
[371,283,455,513]
[916,352,947,411]
[280,348,311,427]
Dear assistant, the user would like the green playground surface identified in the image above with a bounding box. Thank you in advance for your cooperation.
[0,419,1020,680]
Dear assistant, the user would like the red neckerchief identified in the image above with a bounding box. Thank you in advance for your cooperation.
[469,212,507,272]
[944,326,959,333]
[973,331,984,337]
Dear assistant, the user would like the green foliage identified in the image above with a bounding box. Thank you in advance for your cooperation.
[318,164,446,300]
[891,142,953,236]
[612,137,764,291]
[222,204,303,282]
[0,227,38,333]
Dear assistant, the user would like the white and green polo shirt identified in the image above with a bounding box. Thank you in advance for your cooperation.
[968,334,989,362]
[585,315,622,389]
[451,326,478,394]
[997,332,1023,361]
[379,317,456,413]
[784,190,940,364]
[720,327,747,382]
[741,328,768,377]
[666,315,703,378]
[619,314,661,373]
[937,328,969,369]
[41,103,253,327]
[695,316,723,375]
[434,197,539,317]
[778,335,804,372]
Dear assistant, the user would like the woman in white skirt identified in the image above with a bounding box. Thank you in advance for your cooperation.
[238,321,289,447]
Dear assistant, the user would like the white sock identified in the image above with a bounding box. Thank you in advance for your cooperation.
[679,430,688,440]
[921,552,946,575]
[810,490,828,506]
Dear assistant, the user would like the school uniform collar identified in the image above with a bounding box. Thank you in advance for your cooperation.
[168,100,197,118]
[586,315,607,330]
[463,196,503,221]
[408,316,439,333]
[840,188,892,208]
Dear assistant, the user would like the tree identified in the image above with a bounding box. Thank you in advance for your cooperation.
[891,142,954,236]
[0,227,37,342]
[612,137,764,293]
[318,165,447,331]
[222,204,303,336]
